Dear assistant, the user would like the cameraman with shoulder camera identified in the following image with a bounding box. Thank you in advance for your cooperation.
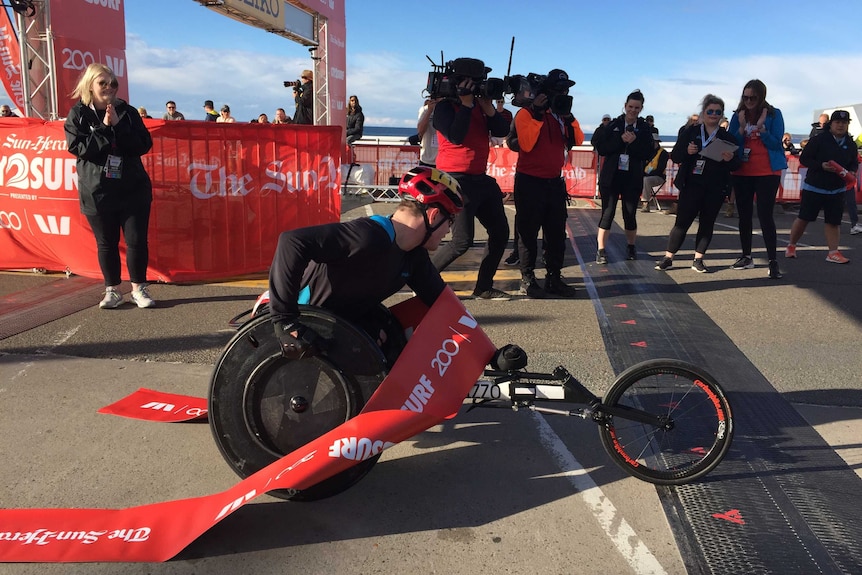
[431,58,511,300]
[511,69,583,299]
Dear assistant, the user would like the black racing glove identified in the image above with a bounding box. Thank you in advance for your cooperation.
[273,320,324,360]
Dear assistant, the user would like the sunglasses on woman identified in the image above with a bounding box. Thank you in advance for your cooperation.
[705,109,723,116]
[98,80,119,89]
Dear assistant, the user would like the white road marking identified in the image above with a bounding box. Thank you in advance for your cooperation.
[531,411,668,575]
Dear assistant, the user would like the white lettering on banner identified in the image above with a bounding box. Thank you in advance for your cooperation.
[401,374,435,413]
[84,0,122,10]
[189,156,339,200]
[401,312,475,412]
[330,67,344,81]
[0,529,108,546]
[3,134,69,155]
[231,0,280,18]
[33,214,71,236]
[61,48,96,71]
[9,193,35,200]
[327,437,395,461]
[214,490,256,521]
[0,155,78,191]
[188,163,254,199]
[140,401,174,412]
[0,211,22,230]
[273,450,317,481]
[104,56,125,78]
[106,528,150,542]
[330,34,345,49]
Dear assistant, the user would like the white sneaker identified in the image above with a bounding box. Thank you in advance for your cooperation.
[131,285,156,308]
[850,223,862,235]
[99,287,124,309]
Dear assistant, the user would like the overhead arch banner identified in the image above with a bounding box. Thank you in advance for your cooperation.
[0,119,342,281]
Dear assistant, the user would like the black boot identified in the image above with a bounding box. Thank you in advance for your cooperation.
[544,272,577,297]
[519,273,546,299]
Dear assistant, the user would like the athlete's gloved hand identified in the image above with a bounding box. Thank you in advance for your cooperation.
[273,320,323,360]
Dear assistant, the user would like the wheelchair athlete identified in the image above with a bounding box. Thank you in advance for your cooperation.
[269,166,464,359]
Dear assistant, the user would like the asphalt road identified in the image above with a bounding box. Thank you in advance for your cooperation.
[0,194,860,574]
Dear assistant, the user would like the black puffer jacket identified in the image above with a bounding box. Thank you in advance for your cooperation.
[64,98,153,215]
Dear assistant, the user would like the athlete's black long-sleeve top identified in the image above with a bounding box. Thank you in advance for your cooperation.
[268,216,445,326]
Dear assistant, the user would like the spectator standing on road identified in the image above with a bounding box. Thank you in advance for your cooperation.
[203,100,218,122]
[655,95,741,274]
[510,69,582,299]
[431,57,511,300]
[641,134,669,212]
[417,98,439,167]
[293,69,314,125]
[217,104,235,123]
[346,95,365,145]
[64,63,155,309]
[592,90,654,263]
[727,79,788,279]
[162,101,184,121]
[785,110,858,264]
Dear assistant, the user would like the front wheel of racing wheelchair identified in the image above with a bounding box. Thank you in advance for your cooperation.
[209,305,406,501]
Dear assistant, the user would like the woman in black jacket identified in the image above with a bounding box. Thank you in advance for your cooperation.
[655,94,741,273]
[64,63,155,309]
[592,89,654,263]
[346,95,365,145]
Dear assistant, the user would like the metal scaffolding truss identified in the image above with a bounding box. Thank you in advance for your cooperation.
[15,0,59,120]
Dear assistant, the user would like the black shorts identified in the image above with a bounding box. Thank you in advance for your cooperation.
[798,189,845,225]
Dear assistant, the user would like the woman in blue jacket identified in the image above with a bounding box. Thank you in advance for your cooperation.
[727,79,788,279]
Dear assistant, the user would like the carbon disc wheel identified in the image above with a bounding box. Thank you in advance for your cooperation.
[209,307,391,501]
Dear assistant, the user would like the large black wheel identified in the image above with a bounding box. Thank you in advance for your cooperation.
[597,359,733,485]
[209,306,396,501]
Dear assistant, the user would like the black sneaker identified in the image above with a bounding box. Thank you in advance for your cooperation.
[544,274,577,298]
[691,259,710,273]
[504,250,519,266]
[767,259,782,279]
[730,256,754,270]
[626,245,637,260]
[473,288,511,300]
[596,249,608,265]
[655,257,673,271]
[519,276,546,299]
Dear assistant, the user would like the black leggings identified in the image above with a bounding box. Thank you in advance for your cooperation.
[85,204,151,286]
[731,174,780,260]
[666,183,726,255]
[598,180,641,231]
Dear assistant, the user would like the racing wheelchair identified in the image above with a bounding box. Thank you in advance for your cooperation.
[212,295,733,502]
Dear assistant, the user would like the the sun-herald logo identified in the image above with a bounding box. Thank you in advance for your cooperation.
[0,527,150,546]
[327,437,394,461]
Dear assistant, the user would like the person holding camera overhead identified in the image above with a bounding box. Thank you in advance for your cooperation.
[510,69,583,298]
[292,69,314,125]
[592,89,654,263]
[431,57,511,300]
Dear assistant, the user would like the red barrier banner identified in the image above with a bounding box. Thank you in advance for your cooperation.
[0,288,496,563]
[0,120,342,281]
[98,388,208,422]
[0,10,23,111]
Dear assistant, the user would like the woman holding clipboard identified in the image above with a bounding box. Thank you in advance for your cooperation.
[655,94,741,273]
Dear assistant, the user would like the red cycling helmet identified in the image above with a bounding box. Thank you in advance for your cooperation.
[398,166,463,216]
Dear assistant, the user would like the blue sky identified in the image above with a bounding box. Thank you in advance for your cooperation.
[8,1,862,135]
